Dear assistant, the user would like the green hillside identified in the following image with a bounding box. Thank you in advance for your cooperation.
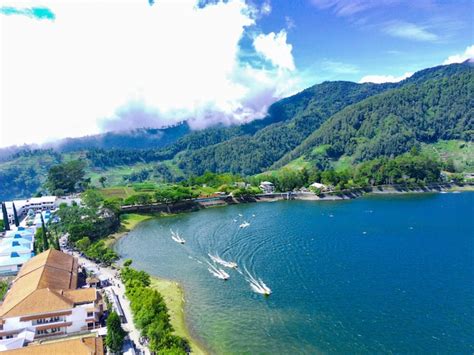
[274,63,473,169]
[0,62,472,201]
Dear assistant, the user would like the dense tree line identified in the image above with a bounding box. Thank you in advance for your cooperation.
[121,266,189,354]
[51,191,120,264]
[257,150,444,192]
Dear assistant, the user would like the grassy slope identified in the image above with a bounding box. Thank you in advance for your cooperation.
[269,140,474,176]
[150,277,207,355]
[421,140,473,172]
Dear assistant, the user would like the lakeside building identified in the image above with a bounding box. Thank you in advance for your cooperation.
[0,334,104,354]
[310,182,329,191]
[0,249,104,351]
[259,181,275,194]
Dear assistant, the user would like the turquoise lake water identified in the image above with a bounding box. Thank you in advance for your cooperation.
[115,193,474,354]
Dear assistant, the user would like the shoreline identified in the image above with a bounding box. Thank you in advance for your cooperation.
[119,183,474,215]
[105,213,153,247]
[108,215,209,354]
[112,183,473,354]
[149,277,208,355]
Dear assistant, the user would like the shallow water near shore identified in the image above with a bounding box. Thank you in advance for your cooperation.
[115,192,474,354]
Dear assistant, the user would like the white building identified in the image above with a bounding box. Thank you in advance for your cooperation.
[0,229,36,276]
[0,250,103,345]
[259,181,275,194]
[310,182,329,191]
[4,197,58,226]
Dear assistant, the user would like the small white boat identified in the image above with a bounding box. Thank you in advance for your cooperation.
[170,229,185,244]
[239,221,250,228]
[207,262,230,280]
[238,213,243,217]
[244,268,272,296]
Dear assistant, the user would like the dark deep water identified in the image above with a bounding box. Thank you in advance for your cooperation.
[116,192,474,354]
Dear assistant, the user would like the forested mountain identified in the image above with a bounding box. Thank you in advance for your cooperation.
[175,81,395,175]
[275,62,473,168]
[0,62,472,200]
[0,123,191,159]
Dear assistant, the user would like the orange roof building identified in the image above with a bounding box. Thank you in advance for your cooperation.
[0,250,103,350]
[1,334,104,355]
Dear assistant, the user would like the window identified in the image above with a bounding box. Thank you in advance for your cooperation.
[87,312,94,317]
[37,327,62,336]
[6,335,13,339]
[33,316,64,325]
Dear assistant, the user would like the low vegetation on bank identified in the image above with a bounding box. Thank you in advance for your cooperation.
[121,266,190,354]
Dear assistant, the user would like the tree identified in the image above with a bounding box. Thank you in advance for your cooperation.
[35,227,44,253]
[12,203,19,227]
[75,237,91,251]
[123,259,133,267]
[82,189,103,210]
[40,214,49,250]
[99,176,107,188]
[106,311,126,354]
[1,203,10,231]
[45,160,87,194]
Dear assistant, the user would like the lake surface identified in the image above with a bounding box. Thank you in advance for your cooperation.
[115,193,474,354]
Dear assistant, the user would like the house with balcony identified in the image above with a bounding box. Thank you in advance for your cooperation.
[259,181,275,194]
[0,249,103,348]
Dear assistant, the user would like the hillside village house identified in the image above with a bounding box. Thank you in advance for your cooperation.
[310,182,329,191]
[0,249,103,351]
[259,181,275,194]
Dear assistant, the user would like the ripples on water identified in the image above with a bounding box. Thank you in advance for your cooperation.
[116,193,474,354]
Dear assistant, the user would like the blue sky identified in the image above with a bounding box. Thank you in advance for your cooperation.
[254,0,473,82]
[1,0,472,147]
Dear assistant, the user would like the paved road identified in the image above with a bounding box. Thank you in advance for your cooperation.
[64,248,150,355]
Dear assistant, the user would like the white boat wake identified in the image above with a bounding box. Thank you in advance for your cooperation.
[170,229,186,244]
[208,253,238,269]
[244,267,271,296]
[206,261,230,280]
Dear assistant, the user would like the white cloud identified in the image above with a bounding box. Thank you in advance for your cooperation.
[443,45,474,64]
[383,21,438,42]
[321,60,359,74]
[285,16,295,30]
[253,30,295,71]
[0,0,300,147]
[358,72,413,84]
[260,0,271,15]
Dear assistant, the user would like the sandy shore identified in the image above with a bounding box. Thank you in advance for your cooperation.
[108,215,208,354]
[150,277,208,355]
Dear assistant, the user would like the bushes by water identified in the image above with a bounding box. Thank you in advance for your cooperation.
[121,266,190,354]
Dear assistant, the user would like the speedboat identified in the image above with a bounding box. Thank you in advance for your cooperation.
[239,221,250,228]
[170,229,185,244]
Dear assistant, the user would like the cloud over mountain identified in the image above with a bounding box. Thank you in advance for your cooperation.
[1,0,299,147]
